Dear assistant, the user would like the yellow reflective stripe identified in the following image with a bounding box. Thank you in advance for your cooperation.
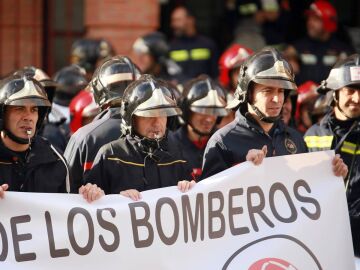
[107,157,144,167]
[157,160,187,166]
[341,141,360,155]
[239,3,258,15]
[190,48,211,60]
[170,50,189,62]
[304,136,334,148]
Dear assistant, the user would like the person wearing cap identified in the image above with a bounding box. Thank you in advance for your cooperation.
[200,48,348,181]
[131,31,184,84]
[304,54,360,255]
[64,56,141,193]
[284,0,353,86]
[0,74,102,202]
[169,75,227,181]
[169,6,218,81]
[84,75,194,200]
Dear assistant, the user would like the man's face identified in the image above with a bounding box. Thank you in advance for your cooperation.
[336,87,360,119]
[189,111,217,135]
[307,14,325,39]
[133,115,167,139]
[4,104,39,139]
[249,83,285,118]
[171,7,190,37]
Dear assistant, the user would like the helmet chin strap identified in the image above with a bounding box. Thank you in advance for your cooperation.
[3,128,32,145]
[250,104,281,124]
[188,123,214,137]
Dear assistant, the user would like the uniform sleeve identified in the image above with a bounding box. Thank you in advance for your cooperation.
[83,148,110,194]
[200,138,231,180]
[64,138,86,193]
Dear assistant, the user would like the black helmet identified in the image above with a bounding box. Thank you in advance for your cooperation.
[182,74,227,123]
[120,74,182,135]
[71,39,114,73]
[53,64,88,106]
[14,66,58,103]
[133,32,181,76]
[318,53,360,94]
[90,56,141,108]
[227,48,297,110]
[0,74,51,144]
[133,32,169,61]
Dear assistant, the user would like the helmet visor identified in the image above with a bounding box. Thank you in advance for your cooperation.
[190,106,228,116]
[134,106,182,117]
[5,97,51,107]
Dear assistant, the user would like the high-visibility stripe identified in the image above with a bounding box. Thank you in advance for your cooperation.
[190,48,211,60]
[304,135,334,149]
[341,141,360,155]
[239,3,258,15]
[107,157,144,167]
[170,50,189,62]
[157,160,187,166]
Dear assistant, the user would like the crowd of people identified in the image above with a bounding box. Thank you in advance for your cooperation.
[0,0,359,260]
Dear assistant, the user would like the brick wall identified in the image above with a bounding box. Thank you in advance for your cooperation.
[0,0,43,77]
[85,0,159,56]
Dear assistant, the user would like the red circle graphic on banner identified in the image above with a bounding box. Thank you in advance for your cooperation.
[249,257,298,270]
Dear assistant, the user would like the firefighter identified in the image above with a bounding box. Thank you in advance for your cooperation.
[0,74,101,202]
[201,48,347,180]
[285,0,353,85]
[71,38,114,76]
[131,32,183,84]
[169,6,219,80]
[304,53,360,255]
[64,56,141,192]
[169,75,227,180]
[84,74,194,200]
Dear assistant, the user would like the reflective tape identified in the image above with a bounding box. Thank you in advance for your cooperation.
[170,50,189,62]
[304,135,334,149]
[341,141,360,155]
[190,48,211,60]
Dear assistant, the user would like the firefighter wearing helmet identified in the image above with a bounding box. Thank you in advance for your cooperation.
[84,74,194,200]
[169,74,227,180]
[131,32,184,84]
[284,0,353,86]
[0,74,103,202]
[304,54,360,255]
[0,74,70,194]
[201,48,309,179]
[71,38,114,75]
[64,56,141,192]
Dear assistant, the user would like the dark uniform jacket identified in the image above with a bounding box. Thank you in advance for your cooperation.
[169,126,207,180]
[64,108,122,192]
[0,136,69,193]
[201,110,308,180]
[84,134,192,194]
[169,35,218,80]
[293,35,353,85]
[304,112,360,255]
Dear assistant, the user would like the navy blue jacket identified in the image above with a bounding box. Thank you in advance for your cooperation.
[201,110,308,180]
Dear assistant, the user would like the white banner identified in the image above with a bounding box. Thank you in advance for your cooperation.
[0,151,355,270]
